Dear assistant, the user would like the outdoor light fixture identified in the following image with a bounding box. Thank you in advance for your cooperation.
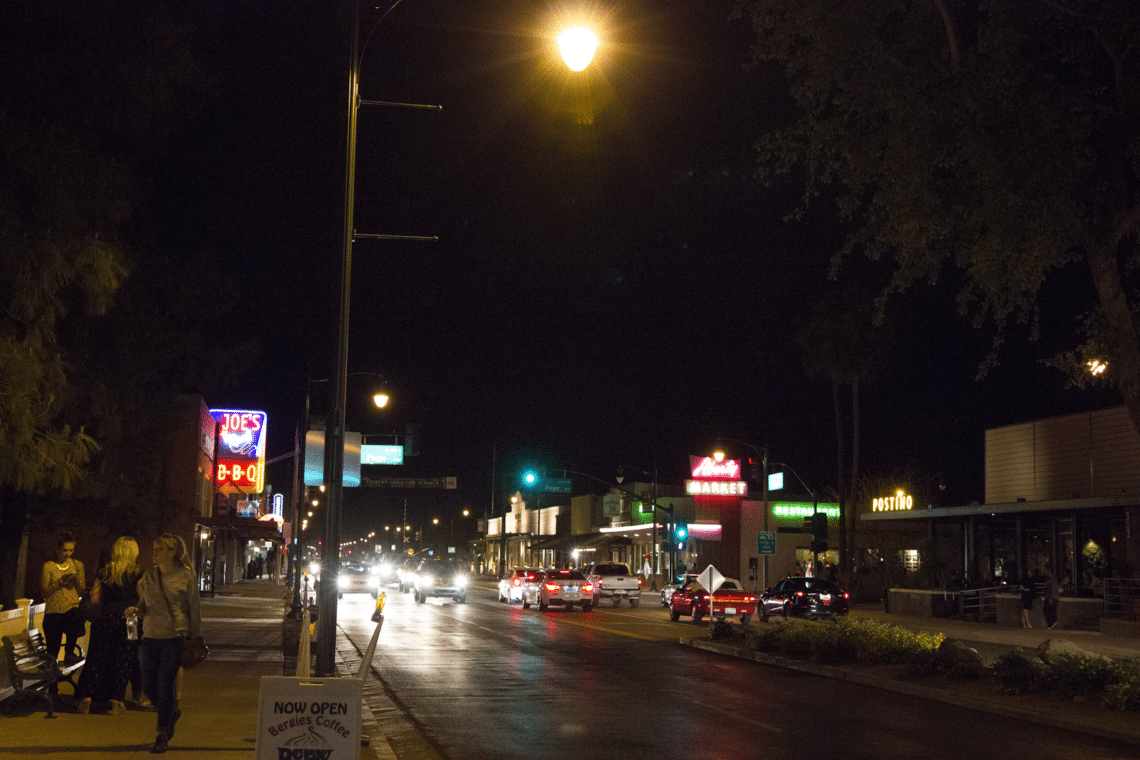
[557,25,598,71]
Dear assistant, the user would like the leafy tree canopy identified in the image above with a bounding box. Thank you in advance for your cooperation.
[741,1,1140,428]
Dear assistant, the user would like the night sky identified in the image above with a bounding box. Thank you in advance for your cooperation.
[133,1,1114,539]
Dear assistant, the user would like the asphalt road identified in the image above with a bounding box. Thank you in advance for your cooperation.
[337,583,1137,760]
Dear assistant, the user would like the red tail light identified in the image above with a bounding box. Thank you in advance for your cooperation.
[795,591,805,598]
[583,583,593,594]
[638,578,643,587]
[512,579,521,587]
[843,592,850,599]
[543,582,559,593]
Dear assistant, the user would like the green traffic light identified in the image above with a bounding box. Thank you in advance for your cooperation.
[675,525,688,540]
[523,471,538,486]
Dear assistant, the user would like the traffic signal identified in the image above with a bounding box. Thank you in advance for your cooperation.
[522,470,538,487]
[675,524,688,541]
[811,511,828,541]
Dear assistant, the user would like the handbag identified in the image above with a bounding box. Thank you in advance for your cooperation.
[78,579,103,622]
[155,568,208,669]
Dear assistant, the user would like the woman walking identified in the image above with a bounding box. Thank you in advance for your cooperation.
[41,531,86,661]
[125,534,200,754]
[75,536,143,715]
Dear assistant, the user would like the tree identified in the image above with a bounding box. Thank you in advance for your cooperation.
[794,289,893,580]
[0,2,199,605]
[741,2,1140,431]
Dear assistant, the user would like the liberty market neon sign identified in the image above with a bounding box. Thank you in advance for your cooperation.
[685,455,748,497]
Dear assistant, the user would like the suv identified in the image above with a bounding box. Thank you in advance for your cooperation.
[412,558,469,604]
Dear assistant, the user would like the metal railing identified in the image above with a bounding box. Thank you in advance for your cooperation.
[1103,578,1140,620]
[957,586,1001,622]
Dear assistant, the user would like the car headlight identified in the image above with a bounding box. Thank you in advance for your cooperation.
[380,563,392,576]
[369,576,379,588]
[455,575,468,588]
[338,575,349,590]
[422,575,435,587]
[308,562,321,576]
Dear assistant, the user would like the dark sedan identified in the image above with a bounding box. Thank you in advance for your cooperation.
[760,577,849,620]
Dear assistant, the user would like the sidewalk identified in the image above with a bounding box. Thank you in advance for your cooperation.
[0,578,401,760]
[688,602,1140,747]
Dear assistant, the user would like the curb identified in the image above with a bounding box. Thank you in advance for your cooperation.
[682,637,1140,748]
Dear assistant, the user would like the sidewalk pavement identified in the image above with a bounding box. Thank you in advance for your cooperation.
[689,602,1140,747]
[0,578,409,760]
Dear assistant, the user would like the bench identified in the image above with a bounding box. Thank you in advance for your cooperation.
[0,627,85,718]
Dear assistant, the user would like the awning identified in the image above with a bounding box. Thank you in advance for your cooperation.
[198,516,283,542]
[577,532,632,548]
[529,535,569,551]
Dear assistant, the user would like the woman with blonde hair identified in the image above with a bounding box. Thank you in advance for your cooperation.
[125,534,201,754]
[75,536,143,715]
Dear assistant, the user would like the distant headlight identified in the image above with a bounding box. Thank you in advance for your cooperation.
[455,575,468,588]
[370,565,381,575]
[380,563,392,576]
[369,576,380,588]
[338,575,349,590]
[308,562,321,576]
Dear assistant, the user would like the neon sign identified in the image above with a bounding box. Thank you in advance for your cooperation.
[216,458,264,491]
[686,480,748,496]
[213,409,267,458]
[689,456,740,479]
[873,491,914,512]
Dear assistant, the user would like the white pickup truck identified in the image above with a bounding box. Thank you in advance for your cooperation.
[584,561,642,607]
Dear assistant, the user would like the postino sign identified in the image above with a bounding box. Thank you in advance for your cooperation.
[686,456,748,497]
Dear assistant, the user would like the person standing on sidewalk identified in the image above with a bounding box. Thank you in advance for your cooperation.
[126,534,201,754]
[76,536,143,715]
[1019,568,1037,628]
[41,531,86,661]
[1043,569,1061,630]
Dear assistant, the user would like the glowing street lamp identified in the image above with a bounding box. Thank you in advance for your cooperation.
[557,25,598,72]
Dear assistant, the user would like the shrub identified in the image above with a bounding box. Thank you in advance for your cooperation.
[752,618,943,666]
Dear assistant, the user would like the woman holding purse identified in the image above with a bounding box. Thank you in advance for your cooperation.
[125,534,201,754]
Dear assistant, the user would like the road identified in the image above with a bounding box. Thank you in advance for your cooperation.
[337,582,1137,760]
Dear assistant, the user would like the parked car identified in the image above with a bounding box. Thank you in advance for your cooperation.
[669,578,756,625]
[522,569,594,611]
[498,567,540,604]
[660,574,700,606]
[412,558,468,604]
[338,563,380,598]
[759,576,849,620]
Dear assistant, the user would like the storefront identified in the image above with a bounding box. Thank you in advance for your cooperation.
[861,407,1140,596]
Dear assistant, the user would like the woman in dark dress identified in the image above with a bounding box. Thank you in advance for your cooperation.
[76,536,143,715]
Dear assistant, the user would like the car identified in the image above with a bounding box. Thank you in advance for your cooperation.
[498,567,540,604]
[412,558,468,604]
[759,576,849,620]
[337,563,380,598]
[669,577,755,624]
[660,573,700,606]
[522,569,594,611]
[396,557,419,592]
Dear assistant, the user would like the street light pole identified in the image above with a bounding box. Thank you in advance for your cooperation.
[616,464,662,590]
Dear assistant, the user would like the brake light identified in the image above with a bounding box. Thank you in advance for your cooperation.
[795,591,805,597]
[512,579,521,587]
[543,582,559,593]
[843,592,850,599]
[583,583,593,594]
[638,577,643,587]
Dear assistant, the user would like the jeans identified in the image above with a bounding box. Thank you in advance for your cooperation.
[140,637,183,734]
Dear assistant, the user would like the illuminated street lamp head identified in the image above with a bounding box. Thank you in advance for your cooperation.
[557,25,598,71]
[1088,359,1108,376]
[373,392,390,408]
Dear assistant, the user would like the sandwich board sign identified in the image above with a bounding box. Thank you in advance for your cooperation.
[257,676,362,760]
